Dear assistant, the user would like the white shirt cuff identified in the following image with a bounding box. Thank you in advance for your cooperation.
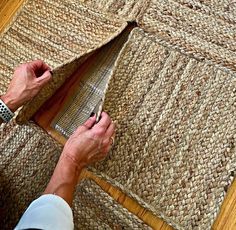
[15,194,74,230]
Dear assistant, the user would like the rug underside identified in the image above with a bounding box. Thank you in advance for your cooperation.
[51,27,131,138]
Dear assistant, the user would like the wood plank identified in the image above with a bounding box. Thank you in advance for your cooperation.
[212,178,236,230]
[0,0,25,33]
[1,1,236,229]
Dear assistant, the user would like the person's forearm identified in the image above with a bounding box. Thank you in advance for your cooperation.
[1,93,19,112]
[44,153,84,206]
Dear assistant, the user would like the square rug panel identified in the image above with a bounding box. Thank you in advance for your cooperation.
[91,28,236,230]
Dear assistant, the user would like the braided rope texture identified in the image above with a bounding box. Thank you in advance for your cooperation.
[73,179,151,229]
[0,0,127,123]
[92,28,236,229]
[137,0,236,73]
[0,122,150,229]
[80,0,146,21]
[0,121,62,229]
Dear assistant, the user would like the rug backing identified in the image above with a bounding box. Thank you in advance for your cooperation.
[51,26,131,138]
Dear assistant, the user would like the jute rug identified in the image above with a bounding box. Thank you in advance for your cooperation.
[91,28,236,229]
[80,0,144,21]
[1,0,235,229]
[137,0,236,72]
[0,121,62,229]
[0,0,127,123]
[0,121,149,229]
[74,179,151,229]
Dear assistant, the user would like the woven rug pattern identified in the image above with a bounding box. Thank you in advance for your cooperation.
[1,0,236,229]
[73,179,151,229]
[0,121,62,229]
[0,122,150,229]
[92,28,236,229]
[137,0,236,73]
[80,0,145,20]
[0,0,126,122]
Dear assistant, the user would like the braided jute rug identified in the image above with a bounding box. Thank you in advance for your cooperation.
[0,0,127,122]
[79,0,145,21]
[0,121,150,229]
[91,28,236,229]
[74,179,151,229]
[137,0,236,73]
[0,121,62,229]
[0,0,236,229]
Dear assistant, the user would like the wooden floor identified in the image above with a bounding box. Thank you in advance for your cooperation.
[0,1,235,229]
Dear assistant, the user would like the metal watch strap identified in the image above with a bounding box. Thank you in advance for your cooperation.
[0,99,14,122]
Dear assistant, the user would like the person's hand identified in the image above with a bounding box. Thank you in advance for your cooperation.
[62,112,116,168]
[1,60,52,112]
[44,112,115,205]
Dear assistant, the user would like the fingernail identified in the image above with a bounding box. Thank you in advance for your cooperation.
[49,70,53,76]
[90,112,95,117]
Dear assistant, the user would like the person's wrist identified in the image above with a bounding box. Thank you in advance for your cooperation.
[1,92,20,112]
[60,152,87,175]
[61,148,88,168]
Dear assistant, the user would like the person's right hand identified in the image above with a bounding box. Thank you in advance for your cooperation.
[62,112,115,168]
[1,60,52,112]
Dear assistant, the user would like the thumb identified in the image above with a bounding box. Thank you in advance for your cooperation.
[36,70,52,86]
[84,115,96,129]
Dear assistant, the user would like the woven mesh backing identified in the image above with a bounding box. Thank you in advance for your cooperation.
[137,0,236,73]
[0,121,62,229]
[92,28,236,229]
[51,26,131,138]
[73,179,151,229]
[0,0,127,123]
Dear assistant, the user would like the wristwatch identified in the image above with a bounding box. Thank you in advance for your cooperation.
[0,99,14,122]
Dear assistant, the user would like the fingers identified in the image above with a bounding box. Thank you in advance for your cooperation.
[105,122,115,138]
[88,112,111,140]
[75,115,96,134]
[29,60,50,72]
[29,60,52,79]
[101,122,115,154]
[36,70,52,86]
[94,112,111,130]
[84,114,97,129]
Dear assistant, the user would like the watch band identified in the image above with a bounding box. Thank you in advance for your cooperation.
[0,99,14,122]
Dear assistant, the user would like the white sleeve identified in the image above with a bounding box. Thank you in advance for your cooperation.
[15,194,74,230]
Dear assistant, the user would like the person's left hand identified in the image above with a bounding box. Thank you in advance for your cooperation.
[1,60,52,112]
